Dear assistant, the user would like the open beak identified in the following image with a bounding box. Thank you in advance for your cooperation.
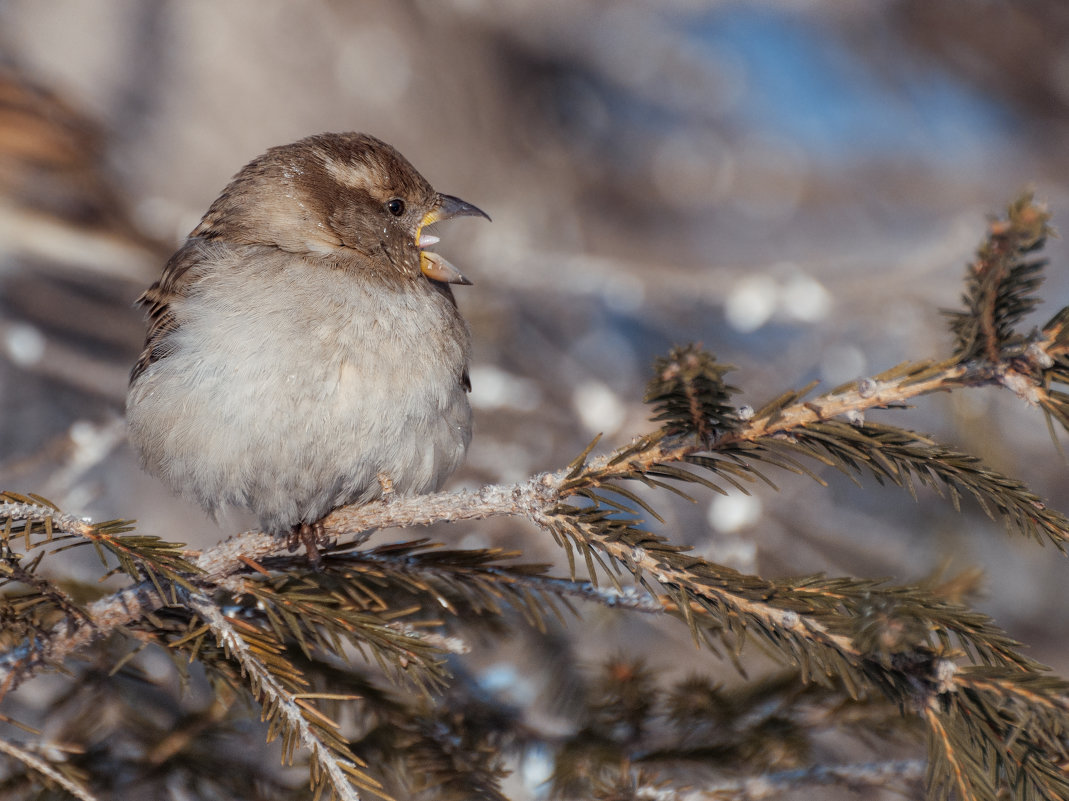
[418,194,490,285]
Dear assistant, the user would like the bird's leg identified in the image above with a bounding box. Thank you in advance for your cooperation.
[287,521,327,568]
[377,471,396,500]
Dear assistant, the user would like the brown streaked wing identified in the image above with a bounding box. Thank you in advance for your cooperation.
[130,238,208,383]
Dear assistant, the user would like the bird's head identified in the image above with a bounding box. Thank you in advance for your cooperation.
[193,131,489,285]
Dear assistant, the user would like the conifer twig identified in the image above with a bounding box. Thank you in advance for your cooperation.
[187,595,378,801]
[0,500,96,538]
[690,758,926,800]
[0,439,1055,694]
[0,736,96,801]
[1,192,1068,800]
[0,582,157,698]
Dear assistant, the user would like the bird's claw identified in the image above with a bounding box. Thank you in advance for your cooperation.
[287,520,329,568]
[377,471,396,500]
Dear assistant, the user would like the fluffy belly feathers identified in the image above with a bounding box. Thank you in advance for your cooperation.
[126,265,471,533]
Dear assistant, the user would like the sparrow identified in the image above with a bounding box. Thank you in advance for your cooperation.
[126,132,488,547]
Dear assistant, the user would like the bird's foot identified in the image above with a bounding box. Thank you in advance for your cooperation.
[377,471,396,501]
[287,520,329,569]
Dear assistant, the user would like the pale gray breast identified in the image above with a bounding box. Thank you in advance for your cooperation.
[126,246,472,532]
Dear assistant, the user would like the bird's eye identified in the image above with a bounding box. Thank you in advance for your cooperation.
[386,198,405,217]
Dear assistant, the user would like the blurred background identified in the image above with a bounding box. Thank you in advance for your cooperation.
[2,0,1069,787]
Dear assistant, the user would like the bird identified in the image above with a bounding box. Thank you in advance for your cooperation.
[126,132,489,553]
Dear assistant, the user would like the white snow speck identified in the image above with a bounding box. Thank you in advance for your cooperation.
[573,380,626,435]
[708,491,762,533]
[780,270,831,322]
[520,746,555,791]
[469,365,542,412]
[481,663,536,704]
[725,274,777,332]
[4,323,45,366]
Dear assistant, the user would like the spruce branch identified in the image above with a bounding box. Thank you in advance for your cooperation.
[691,759,926,800]
[0,581,160,699]
[536,500,1043,693]
[646,346,740,443]
[946,191,1052,363]
[0,735,95,801]
[352,540,665,614]
[0,540,90,670]
[758,421,1068,549]
[186,594,383,801]
[0,484,548,695]
[0,467,1054,700]
[239,568,450,690]
[0,547,88,630]
[562,364,1069,551]
[1034,308,1069,438]
[0,493,197,593]
[551,659,922,799]
[296,659,517,800]
[924,669,1069,801]
[3,193,1069,799]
